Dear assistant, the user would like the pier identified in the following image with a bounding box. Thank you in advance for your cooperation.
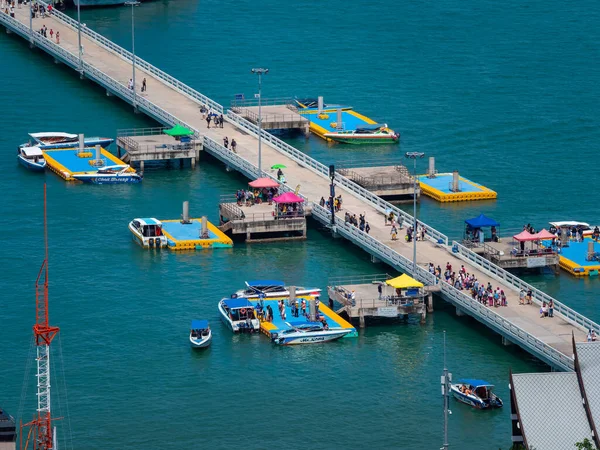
[337,164,418,202]
[230,98,309,134]
[4,3,599,372]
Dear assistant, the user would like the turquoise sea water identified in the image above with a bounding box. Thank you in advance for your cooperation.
[1,0,599,448]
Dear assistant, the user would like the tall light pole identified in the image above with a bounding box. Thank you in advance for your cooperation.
[440,330,451,450]
[405,151,425,275]
[251,68,268,176]
[29,0,33,44]
[77,0,82,75]
[125,1,140,108]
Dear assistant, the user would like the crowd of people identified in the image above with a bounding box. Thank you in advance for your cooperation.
[222,136,237,153]
[344,212,370,234]
[235,187,279,206]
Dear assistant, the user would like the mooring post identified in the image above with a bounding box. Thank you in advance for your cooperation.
[427,293,434,313]
[359,309,365,328]
[289,286,296,307]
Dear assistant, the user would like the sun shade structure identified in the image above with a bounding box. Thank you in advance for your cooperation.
[513,230,538,242]
[248,177,280,188]
[273,192,304,203]
[385,274,424,289]
[163,124,194,137]
[465,213,499,228]
[533,229,555,240]
[271,164,287,169]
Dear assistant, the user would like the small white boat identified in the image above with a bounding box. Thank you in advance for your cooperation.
[236,280,321,300]
[218,298,260,333]
[128,218,168,248]
[323,124,400,145]
[72,165,142,184]
[189,320,212,348]
[21,132,114,150]
[450,379,503,409]
[17,146,46,171]
[271,321,351,345]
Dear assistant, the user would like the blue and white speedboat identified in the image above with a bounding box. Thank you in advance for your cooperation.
[72,165,142,184]
[189,320,212,348]
[450,379,503,409]
[17,146,46,171]
[218,298,260,333]
[128,218,168,248]
[236,280,321,300]
[271,321,351,345]
[21,132,114,150]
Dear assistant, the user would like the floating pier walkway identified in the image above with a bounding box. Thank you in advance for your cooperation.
[43,147,130,181]
[4,4,598,371]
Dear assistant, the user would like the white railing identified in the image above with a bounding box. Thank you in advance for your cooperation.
[37,1,223,113]
[452,241,600,335]
[226,111,449,246]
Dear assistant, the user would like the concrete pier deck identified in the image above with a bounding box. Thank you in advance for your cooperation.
[338,165,418,203]
[3,4,596,371]
[235,105,309,134]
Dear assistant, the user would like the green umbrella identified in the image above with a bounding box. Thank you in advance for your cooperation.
[271,164,287,169]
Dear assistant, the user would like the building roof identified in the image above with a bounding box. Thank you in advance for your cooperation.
[512,372,593,450]
[576,342,600,430]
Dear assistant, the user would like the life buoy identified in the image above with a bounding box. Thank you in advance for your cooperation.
[240,308,246,314]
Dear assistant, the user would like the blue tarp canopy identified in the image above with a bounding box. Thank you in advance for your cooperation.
[191,319,208,329]
[246,280,285,287]
[223,298,253,309]
[465,214,499,228]
[459,379,494,387]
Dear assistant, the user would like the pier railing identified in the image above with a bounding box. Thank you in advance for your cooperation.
[452,242,600,336]
[36,2,223,113]
[117,127,167,137]
[328,274,391,286]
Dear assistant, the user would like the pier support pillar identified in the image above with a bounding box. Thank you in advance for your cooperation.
[79,70,85,80]
[371,254,381,264]
[117,147,121,158]
[359,309,366,329]
[420,309,426,324]
[180,158,184,169]
[140,160,145,173]
[455,307,465,317]
[106,90,112,97]
[246,232,251,242]
[54,58,59,64]
[427,294,434,313]
[191,157,196,169]
[5,28,11,35]
[502,336,513,346]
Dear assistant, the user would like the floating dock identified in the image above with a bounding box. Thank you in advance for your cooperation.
[556,239,600,277]
[299,108,377,141]
[251,299,357,339]
[43,147,132,181]
[160,218,233,250]
[418,173,497,202]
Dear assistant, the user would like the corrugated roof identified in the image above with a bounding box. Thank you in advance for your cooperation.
[576,342,600,429]
[512,372,592,450]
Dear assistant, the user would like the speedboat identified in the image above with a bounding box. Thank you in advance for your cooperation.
[218,298,260,333]
[21,132,114,150]
[72,165,142,184]
[450,379,503,409]
[324,124,400,145]
[128,218,168,248]
[235,280,321,300]
[549,221,596,238]
[189,320,212,348]
[294,98,352,112]
[17,146,46,171]
[271,321,351,345]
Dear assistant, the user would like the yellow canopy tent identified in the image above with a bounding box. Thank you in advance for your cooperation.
[385,274,424,289]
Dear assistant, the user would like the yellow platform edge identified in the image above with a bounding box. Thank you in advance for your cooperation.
[419,174,497,203]
[160,218,233,251]
[43,148,133,182]
[559,255,600,277]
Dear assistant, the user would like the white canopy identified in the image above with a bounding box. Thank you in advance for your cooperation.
[550,221,590,228]
[21,146,43,157]
[29,132,77,139]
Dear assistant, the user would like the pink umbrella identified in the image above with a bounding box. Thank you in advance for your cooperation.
[248,177,279,188]
[532,229,555,240]
[273,192,304,203]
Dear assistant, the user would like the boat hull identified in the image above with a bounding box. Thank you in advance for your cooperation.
[17,155,46,171]
[128,223,168,248]
[272,329,350,345]
[73,174,142,184]
[324,134,400,145]
[23,137,114,150]
[218,301,260,334]
[190,331,212,348]
[450,385,503,409]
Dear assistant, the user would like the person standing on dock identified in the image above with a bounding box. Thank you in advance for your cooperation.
[223,136,228,149]
[141,78,147,93]
[219,114,224,128]
[377,283,382,300]
[365,222,370,234]
[56,30,60,44]
[49,28,53,40]
[231,138,237,153]
[391,225,398,241]
[206,114,211,129]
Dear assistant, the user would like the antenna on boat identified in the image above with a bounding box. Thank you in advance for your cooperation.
[21,184,61,450]
[440,330,451,450]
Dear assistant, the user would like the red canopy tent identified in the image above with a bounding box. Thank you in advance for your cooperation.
[273,192,304,203]
[533,229,555,240]
[513,230,538,242]
[249,177,279,189]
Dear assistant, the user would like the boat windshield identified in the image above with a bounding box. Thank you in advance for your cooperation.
[230,307,255,321]
[141,225,163,238]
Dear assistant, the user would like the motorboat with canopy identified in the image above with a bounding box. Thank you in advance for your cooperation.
[271,320,352,345]
[17,146,46,171]
[235,280,321,300]
[72,165,142,184]
[450,379,503,409]
[323,123,400,145]
[21,132,114,150]
[549,221,597,238]
[189,320,212,348]
[128,218,168,248]
[218,298,260,333]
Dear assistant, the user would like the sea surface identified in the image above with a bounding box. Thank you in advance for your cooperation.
[1,0,599,448]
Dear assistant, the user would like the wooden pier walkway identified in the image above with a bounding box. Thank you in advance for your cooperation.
[3,4,598,371]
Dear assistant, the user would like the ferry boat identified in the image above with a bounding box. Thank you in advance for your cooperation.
[236,280,321,300]
[271,321,351,345]
[450,379,503,409]
[324,124,400,145]
[218,298,260,333]
[17,146,46,171]
[189,320,212,348]
[72,165,142,184]
[21,132,114,150]
[128,218,168,248]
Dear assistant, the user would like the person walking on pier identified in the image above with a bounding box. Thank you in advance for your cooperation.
[365,222,370,234]
[206,114,212,129]
[231,138,237,153]
[219,114,224,128]
[56,30,60,44]
[49,28,53,40]
[141,78,147,93]
[223,136,228,149]
[391,225,398,241]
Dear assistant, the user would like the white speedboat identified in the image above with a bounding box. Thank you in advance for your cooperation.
[72,165,142,184]
[549,221,597,237]
[218,298,260,333]
[450,379,503,409]
[129,218,168,248]
[236,280,321,300]
[17,146,46,171]
[189,320,212,348]
[21,132,114,150]
[271,321,351,345]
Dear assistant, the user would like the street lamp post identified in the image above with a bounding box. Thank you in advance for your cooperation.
[125,1,140,108]
[405,151,425,275]
[77,0,82,75]
[29,0,33,44]
[251,68,268,176]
